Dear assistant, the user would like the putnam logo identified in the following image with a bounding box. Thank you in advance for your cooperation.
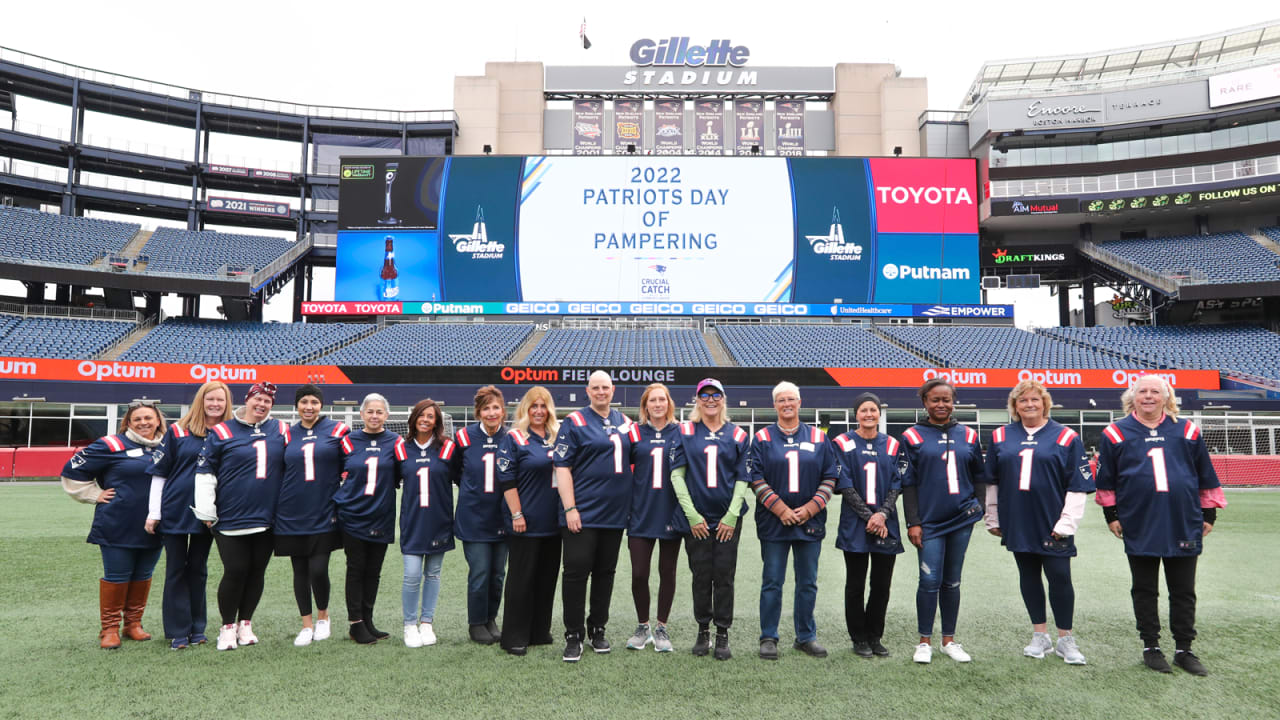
[882,264,970,281]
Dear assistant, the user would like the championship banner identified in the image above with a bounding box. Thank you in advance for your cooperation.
[205,196,291,218]
[572,99,604,156]
[653,98,684,155]
[775,100,805,157]
[694,99,724,156]
[734,99,764,155]
[613,100,644,155]
[0,358,352,385]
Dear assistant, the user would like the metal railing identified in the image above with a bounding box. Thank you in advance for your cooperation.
[250,235,315,293]
[1077,241,1179,295]
[0,300,142,322]
[96,314,157,359]
[991,155,1280,199]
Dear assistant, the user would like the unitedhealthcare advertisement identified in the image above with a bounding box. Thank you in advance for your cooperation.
[335,155,980,309]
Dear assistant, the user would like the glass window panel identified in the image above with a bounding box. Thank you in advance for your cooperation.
[1128,139,1145,158]
[1269,120,1280,142]
[1162,136,1178,155]
[1081,144,1098,163]
[1036,147,1052,165]
[1248,123,1267,144]
[1145,137,1162,156]
[1117,173,1136,190]
[1051,177,1069,194]
[1051,145,1067,164]
[1256,156,1278,175]
[32,404,72,418]
[1194,132,1212,152]
[1173,167,1194,184]
[71,420,109,445]
[1097,143,1113,162]
[1098,175,1117,191]
[1112,141,1129,160]
[1135,170,1155,188]
[1082,176,1100,192]
[1155,168,1174,186]
[1065,145,1082,164]
[1067,177,1083,193]
[30,418,72,447]
[1211,128,1229,150]
[1229,126,1248,147]
[1178,134,1196,154]
[1213,162,1234,180]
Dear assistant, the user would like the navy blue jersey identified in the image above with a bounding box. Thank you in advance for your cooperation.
[400,438,457,555]
[334,429,406,544]
[899,423,985,540]
[668,420,751,532]
[146,424,209,536]
[833,432,904,555]
[628,423,680,540]
[554,408,636,529]
[496,428,560,537]
[450,423,509,543]
[197,417,289,532]
[747,423,840,543]
[64,434,163,549]
[986,421,1094,556]
[276,418,349,536]
[1096,414,1221,557]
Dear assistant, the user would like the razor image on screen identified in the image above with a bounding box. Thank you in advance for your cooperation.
[378,162,399,225]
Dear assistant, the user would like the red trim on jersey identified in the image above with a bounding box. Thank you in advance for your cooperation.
[992,426,1006,444]
[1183,420,1200,441]
[755,428,771,442]
[439,439,456,461]
[212,423,232,441]
[903,427,923,445]
[733,426,748,443]
[1095,489,1117,507]
[568,411,586,427]
[886,436,900,456]
[511,429,528,446]
[455,428,471,447]
[1102,424,1124,444]
[280,423,291,445]
[811,427,824,444]
[172,425,189,439]
[332,422,349,438]
[627,424,640,443]
[834,434,856,452]
[394,437,408,462]
[340,436,354,455]
[1056,427,1078,446]
[681,421,695,436]
[103,435,125,452]
[964,426,978,444]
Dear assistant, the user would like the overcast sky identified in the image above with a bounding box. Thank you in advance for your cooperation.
[2,2,1278,325]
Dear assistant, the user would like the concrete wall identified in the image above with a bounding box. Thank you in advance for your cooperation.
[453,62,544,155]
[831,63,927,157]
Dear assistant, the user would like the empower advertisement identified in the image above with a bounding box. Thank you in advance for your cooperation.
[337,156,979,305]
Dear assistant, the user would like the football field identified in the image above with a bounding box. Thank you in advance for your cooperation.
[3,484,1277,720]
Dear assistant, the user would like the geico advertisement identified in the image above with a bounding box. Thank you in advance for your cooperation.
[336,156,979,306]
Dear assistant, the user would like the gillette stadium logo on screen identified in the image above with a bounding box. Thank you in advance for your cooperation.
[449,207,506,259]
[630,38,750,67]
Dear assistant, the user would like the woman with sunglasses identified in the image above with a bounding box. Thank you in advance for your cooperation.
[63,400,167,648]
[669,379,751,660]
[144,382,231,650]
[193,382,290,651]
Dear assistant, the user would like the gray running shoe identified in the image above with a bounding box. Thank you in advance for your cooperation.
[1055,634,1086,665]
[626,623,652,650]
[1024,631,1053,658]
[652,624,674,653]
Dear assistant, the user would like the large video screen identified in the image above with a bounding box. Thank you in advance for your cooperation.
[336,156,978,305]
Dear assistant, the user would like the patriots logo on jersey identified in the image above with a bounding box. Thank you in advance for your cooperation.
[70,452,86,469]
[1078,464,1091,482]
[897,456,909,478]
[555,443,569,459]
[197,456,207,467]
[151,449,165,464]
[497,456,511,472]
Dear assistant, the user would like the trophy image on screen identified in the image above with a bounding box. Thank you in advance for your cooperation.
[378,162,399,225]
[379,235,399,300]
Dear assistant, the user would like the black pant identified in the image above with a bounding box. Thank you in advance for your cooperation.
[1014,552,1074,629]
[1128,554,1198,650]
[213,531,273,626]
[290,551,332,617]
[561,527,623,637]
[629,536,681,625]
[502,534,562,650]
[843,550,896,643]
[342,533,388,623]
[685,531,740,629]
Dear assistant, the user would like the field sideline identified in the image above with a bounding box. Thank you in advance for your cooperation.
[3,485,1277,720]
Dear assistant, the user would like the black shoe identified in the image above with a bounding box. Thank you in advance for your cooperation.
[713,628,731,661]
[692,626,711,657]
[469,624,496,645]
[563,633,583,662]
[366,622,389,640]
[759,638,779,660]
[485,619,502,643]
[1143,648,1173,673]
[794,640,829,658]
[853,640,874,658]
[589,626,611,653]
[1174,650,1208,676]
[348,621,377,645]
[531,633,554,646]
[505,645,527,656]
[869,639,891,657]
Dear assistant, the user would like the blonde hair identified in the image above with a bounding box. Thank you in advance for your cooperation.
[1121,374,1180,419]
[514,386,559,442]
[638,383,675,425]
[1007,380,1053,422]
[178,381,232,437]
[688,385,726,424]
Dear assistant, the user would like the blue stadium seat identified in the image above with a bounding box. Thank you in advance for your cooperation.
[525,329,712,367]
[1095,231,1280,284]
[1041,325,1280,382]
[140,227,294,276]
[0,314,136,359]
[121,319,373,364]
[878,325,1125,368]
[715,325,925,368]
[318,323,534,366]
[0,207,140,266]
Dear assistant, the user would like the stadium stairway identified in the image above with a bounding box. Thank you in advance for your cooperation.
[1250,228,1280,256]
[703,329,735,366]
[1077,241,1178,295]
[121,229,153,259]
[868,325,941,366]
[98,316,159,361]
[503,327,545,365]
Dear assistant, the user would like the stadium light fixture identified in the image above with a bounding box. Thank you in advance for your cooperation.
[627,144,636,154]
[483,144,493,155]
[893,146,903,157]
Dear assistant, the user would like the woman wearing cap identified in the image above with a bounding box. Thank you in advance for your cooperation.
[985,380,1093,665]
[496,386,561,656]
[623,383,682,654]
[334,393,406,645]
[276,385,349,647]
[63,401,167,648]
[747,381,841,660]
[144,381,231,650]
[194,382,289,651]
[449,385,510,645]
[555,370,636,662]
[900,378,988,664]
[669,378,751,660]
[399,398,457,648]
[831,393,903,659]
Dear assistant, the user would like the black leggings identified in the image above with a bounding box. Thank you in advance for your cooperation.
[561,527,624,637]
[1128,554,1197,650]
[843,551,896,643]
[290,552,332,617]
[213,531,274,626]
[628,536,681,625]
[342,533,388,623]
[1013,552,1075,629]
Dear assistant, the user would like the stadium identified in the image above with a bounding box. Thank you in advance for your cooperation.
[2,16,1279,720]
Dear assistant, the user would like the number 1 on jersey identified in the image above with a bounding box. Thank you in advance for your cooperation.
[301,442,315,482]
[649,447,664,489]
[1017,448,1034,491]
[942,450,959,494]
[704,445,719,489]
[253,439,267,480]
[785,450,799,493]
[482,452,495,493]
[418,467,431,507]
[610,434,623,474]
[1147,447,1169,492]
[862,461,877,504]
[363,457,378,496]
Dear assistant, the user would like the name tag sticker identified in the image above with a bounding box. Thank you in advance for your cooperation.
[800,442,815,452]
[126,448,145,457]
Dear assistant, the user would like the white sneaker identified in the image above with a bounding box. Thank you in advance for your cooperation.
[313,619,331,641]
[1024,631,1053,658]
[236,620,258,646]
[419,622,437,646]
[216,623,237,651]
[404,623,422,648]
[293,627,314,647]
[940,641,971,662]
[913,642,932,664]
[1055,634,1087,665]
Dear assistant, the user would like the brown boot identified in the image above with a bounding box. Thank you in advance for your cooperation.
[99,580,126,649]
[122,579,153,641]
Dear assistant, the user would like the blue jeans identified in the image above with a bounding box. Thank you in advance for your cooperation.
[462,541,508,626]
[100,545,162,584]
[759,539,821,643]
[915,524,973,638]
[161,533,212,640]
[402,553,446,625]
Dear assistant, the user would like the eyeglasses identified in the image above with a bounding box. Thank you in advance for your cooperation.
[127,400,157,409]
[775,396,800,405]
[697,392,723,401]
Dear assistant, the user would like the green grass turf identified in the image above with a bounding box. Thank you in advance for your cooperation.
[2,485,1277,720]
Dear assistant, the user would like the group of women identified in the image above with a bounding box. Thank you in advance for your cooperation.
[63,372,1224,674]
